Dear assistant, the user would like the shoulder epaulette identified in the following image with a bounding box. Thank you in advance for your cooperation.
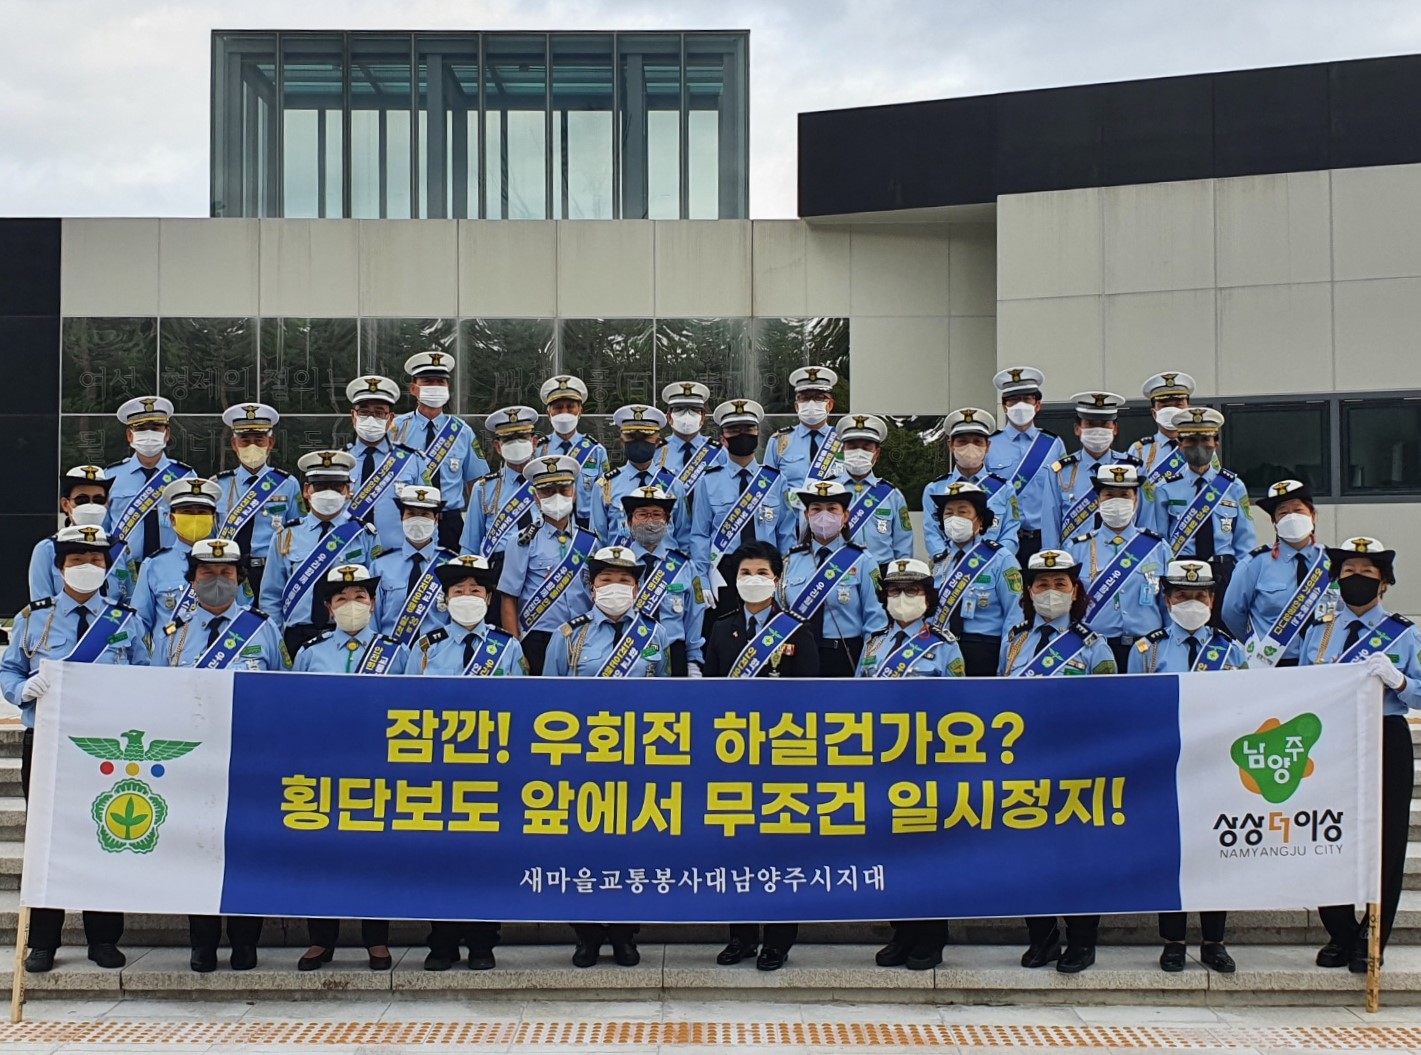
[247,607,271,621]
[162,619,182,636]
[704,463,725,474]
[486,625,514,643]
[1211,625,1239,641]
[773,425,794,435]
[477,471,499,483]
[1138,528,1164,541]
[26,597,54,613]
[215,468,237,479]
[667,547,691,562]
[1395,613,1415,628]
[308,629,334,645]
[1161,470,1185,483]
[374,548,402,562]
[985,472,1009,485]
[981,538,1002,551]
[116,602,137,614]
[1137,435,1157,447]
[930,548,949,563]
[419,627,448,651]
[282,516,303,528]
[1070,532,1092,544]
[104,458,128,469]
[517,523,540,546]
[1037,428,1059,439]
[149,545,175,558]
[361,521,380,535]
[1007,620,1031,636]
[604,466,623,480]
[396,443,423,456]
[1072,620,1100,643]
[928,625,956,643]
[166,459,196,473]
[705,439,723,449]
[930,471,956,483]
[1250,544,1271,557]
[1055,453,1079,470]
[1121,454,1144,466]
[379,634,403,646]
[788,542,811,555]
[1144,628,1169,645]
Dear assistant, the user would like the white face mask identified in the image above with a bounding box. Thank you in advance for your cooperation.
[550,412,579,435]
[354,415,389,443]
[1032,588,1073,621]
[500,438,534,466]
[68,503,107,528]
[1080,427,1114,454]
[63,563,107,594]
[448,594,488,628]
[887,593,928,624]
[539,493,574,523]
[333,600,373,634]
[843,449,876,477]
[737,575,777,604]
[237,444,269,470]
[402,516,436,545]
[952,445,986,474]
[594,582,635,618]
[1275,512,1314,544]
[1006,402,1037,427]
[944,515,977,545]
[1169,599,1212,632]
[670,410,702,436]
[797,401,829,427]
[417,385,450,409]
[1154,406,1182,431]
[1098,497,1136,530]
[308,490,348,517]
[130,431,166,457]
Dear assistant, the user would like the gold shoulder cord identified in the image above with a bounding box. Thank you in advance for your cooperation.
[167,622,192,667]
[22,607,59,662]
[567,623,594,675]
[1002,629,1030,673]
[1088,535,1099,580]
[484,476,503,517]
[1313,618,1338,664]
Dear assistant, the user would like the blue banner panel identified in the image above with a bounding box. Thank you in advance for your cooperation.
[220,673,1182,922]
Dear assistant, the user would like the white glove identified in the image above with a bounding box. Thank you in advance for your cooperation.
[20,673,50,703]
[1366,651,1406,690]
[686,661,703,679]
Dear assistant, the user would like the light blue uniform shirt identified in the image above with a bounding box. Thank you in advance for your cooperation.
[1144,467,1257,560]
[104,454,194,560]
[1221,541,1330,662]
[590,462,690,551]
[1,593,150,727]
[1128,621,1248,673]
[390,411,489,513]
[213,467,302,565]
[293,629,408,674]
[497,521,597,634]
[929,540,1022,638]
[844,474,914,569]
[535,431,610,526]
[1300,603,1421,716]
[130,542,200,640]
[628,539,707,665]
[998,613,1117,676]
[344,438,427,553]
[404,620,528,676]
[855,619,965,677]
[154,603,285,671]
[689,460,795,579]
[260,513,380,630]
[462,467,534,557]
[921,471,1021,557]
[656,434,722,522]
[782,537,887,642]
[29,534,131,606]
[543,607,670,677]
[985,426,1066,544]
[1065,524,1170,640]
[1052,449,1140,535]
[372,542,457,638]
[765,423,845,489]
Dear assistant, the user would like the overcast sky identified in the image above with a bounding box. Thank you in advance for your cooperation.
[3,0,1421,219]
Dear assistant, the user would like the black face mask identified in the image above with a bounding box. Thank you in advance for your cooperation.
[623,439,657,465]
[725,434,759,458]
[1338,574,1383,607]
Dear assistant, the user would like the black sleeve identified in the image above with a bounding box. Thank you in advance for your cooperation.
[791,621,821,677]
[702,620,727,677]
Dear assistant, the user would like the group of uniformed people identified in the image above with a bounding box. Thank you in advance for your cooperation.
[3,353,1417,982]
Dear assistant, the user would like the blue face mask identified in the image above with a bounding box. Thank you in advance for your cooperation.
[624,439,657,465]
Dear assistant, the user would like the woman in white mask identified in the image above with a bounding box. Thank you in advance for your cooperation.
[1220,479,1328,668]
[837,413,913,575]
[986,366,1066,564]
[344,374,427,554]
[1127,370,1197,476]
[999,550,1116,976]
[764,365,842,489]
[293,564,405,974]
[373,484,454,640]
[107,395,194,562]
[1052,391,1131,535]
[533,374,609,530]
[920,407,1020,557]
[1129,560,1246,975]
[29,465,123,603]
[928,483,1022,676]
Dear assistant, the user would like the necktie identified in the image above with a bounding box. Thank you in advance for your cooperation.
[890,630,907,653]
[141,465,162,558]
[737,469,755,544]
[425,420,441,490]
[1034,624,1056,657]
[1295,552,1309,585]
[463,631,479,669]
[407,553,424,597]
[205,615,228,649]
[362,446,378,484]
[1186,633,1200,671]
[75,605,91,640]
[1193,477,1215,560]
[318,520,333,537]
[642,553,657,577]
[637,470,650,487]
[559,439,571,454]
[681,442,693,468]
[948,549,966,638]
[1340,620,1366,659]
[808,430,820,469]
[613,619,626,644]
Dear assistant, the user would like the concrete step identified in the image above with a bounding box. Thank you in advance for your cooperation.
[0,797,23,843]
[3,943,1417,1005]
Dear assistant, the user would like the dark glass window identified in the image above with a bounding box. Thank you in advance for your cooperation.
[1221,400,1331,497]
[1343,399,1421,496]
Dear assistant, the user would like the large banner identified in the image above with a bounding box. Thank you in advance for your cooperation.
[22,662,1379,923]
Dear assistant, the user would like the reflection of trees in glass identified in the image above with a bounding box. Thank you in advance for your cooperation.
[61,318,157,413]
[654,319,750,406]
[752,318,849,413]
[560,319,654,414]
[60,416,129,472]
[159,319,258,414]
[878,416,952,514]
[259,318,358,414]
[274,416,357,462]
[460,319,557,412]
[360,319,458,403]
[168,417,227,473]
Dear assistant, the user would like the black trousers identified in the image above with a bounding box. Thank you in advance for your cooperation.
[21,730,123,951]
[889,920,949,948]
[1026,914,1099,947]
[729,923,798,950]
[818,636,863,678]
[1158,911,1226,943]
[1017,529,1043,568]
[571,923,638,944]
[1107,638,1133,671]
[1319,714,1413,952]
[522,630,553,676]
[958,633,1002,678]
[245,561,266,599]
[190,915,263,950]
[668,639,688,677]
[437,511,465,553]
[307,918,390,949]
[428,920,501,956]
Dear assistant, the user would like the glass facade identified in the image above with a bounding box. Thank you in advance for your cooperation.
[212,31,749,219]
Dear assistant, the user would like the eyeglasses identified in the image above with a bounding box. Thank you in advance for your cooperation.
[355,407,393,420]
[67,494,108,507]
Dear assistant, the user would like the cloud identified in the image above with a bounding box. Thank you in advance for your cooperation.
[2,0,1420,217]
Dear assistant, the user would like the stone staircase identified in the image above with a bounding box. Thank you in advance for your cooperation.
[2,721,1418,1006]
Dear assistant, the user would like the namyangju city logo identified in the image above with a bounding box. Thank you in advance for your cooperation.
[70,729,200,853]
[1229,713,1322,805]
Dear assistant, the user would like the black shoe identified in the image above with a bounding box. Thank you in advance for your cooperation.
[297,947,333,972]
[874,940,911,967]
[368,950,393,971]
[229,946,258,971]
[424,950,456,972]
[24,948,55,974]
[1159,942,1186,972]
[467,948,496,971]
[190,947,218,973]
[717,939,756,965]
[905,944,943,971]
[1316,941,1353,968]
[1057,945,1096,973]
[1020,928,1061,969]
[1201,942,1236,974]
[756,946,788,971]
[87,943,125,969]
[572,941,600,968]
[1349,949,1380,974]
[611,941,640,967]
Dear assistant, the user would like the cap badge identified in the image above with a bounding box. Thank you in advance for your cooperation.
[1109,466,1129,483]
[1162,372,1178,386]
[632,407,646,421]
[338,566,359,582]
[814,483,833,497]
[81,466,99,480]
[208,541,229,558]
[364,378,382,393]
[1185,565,1201,582]
[805,368,821,382]
[895,560,910,574]
[1272,482,1291,496]
[1354,539,1372,553]
[542,457,560,472]
[681,383,695,396]
[78,526,100,543]
[961,409,976,423]
[1041,552,1059,568]
[1009,369,1024,383]
[140,398,157,413]
[1092,394,1108,407]
[429,353,444,366]
[318,452,336,468]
